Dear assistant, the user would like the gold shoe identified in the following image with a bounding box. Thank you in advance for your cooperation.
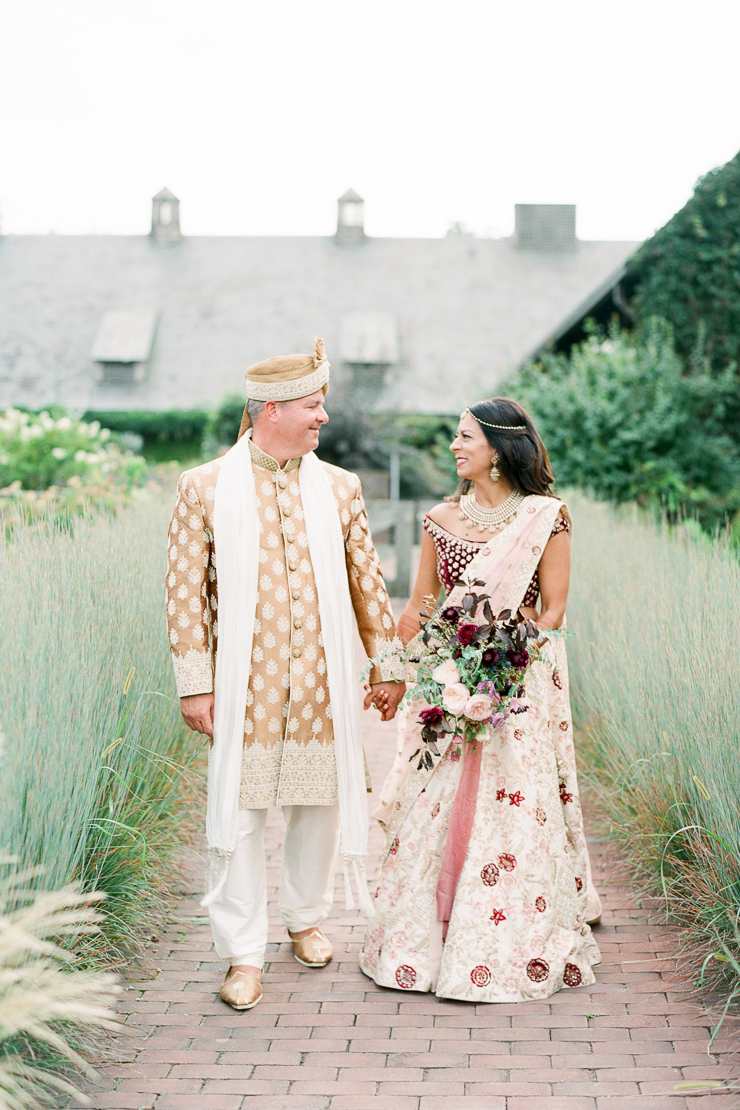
[290,928,333,968]
[219,968,263,1010]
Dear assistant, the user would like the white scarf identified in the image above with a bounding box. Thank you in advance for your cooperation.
[202,432,371,912]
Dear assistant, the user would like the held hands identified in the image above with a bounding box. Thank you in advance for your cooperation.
[363,681,406,722]
[181,682,406,736]
[180,692,214,738]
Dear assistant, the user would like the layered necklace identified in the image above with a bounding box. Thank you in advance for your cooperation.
[458,488,524,534]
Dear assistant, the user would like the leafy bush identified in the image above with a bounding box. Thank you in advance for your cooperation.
[0,410,146,493]
[567,492,740,1011]
[511,321,740,528]
[628,148,740,378]
[201,393,244,457]
[83,409,209,465]
[0,493,199,953]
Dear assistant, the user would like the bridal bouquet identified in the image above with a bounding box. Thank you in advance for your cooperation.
[404,579,543,770]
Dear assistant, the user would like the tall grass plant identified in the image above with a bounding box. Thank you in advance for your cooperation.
[0,494,199,953]
[0,865,119,1110]
[567,492,740,1004]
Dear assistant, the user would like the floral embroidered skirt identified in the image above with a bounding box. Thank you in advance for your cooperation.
[360,645,601,1002]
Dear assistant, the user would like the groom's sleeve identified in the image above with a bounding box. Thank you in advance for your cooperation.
[165,471,216,697]
[342,474,404,684]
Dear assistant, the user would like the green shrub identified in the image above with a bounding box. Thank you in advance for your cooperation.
[83,409,209,464]
[510,321,740,529]
[0,410,146,493]
[567,492,740,1007]
[628,148,740,379]
[201,394,244,457]
[0,493,199,953]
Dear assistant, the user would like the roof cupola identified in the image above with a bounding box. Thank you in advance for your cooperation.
[151,187,181,244]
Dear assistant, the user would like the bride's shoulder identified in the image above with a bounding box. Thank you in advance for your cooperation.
[424,501,458,529]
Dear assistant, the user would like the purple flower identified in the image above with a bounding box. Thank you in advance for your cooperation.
[506,648,530,669]
[419,706,445,725]
[476,680,501,702]
[481,647,500,668]
[441,606,461,625]
[457,622,478,646]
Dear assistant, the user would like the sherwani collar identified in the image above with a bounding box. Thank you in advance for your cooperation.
[248,438,301,474]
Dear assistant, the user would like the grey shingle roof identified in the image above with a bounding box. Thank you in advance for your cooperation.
[0,231,639,414]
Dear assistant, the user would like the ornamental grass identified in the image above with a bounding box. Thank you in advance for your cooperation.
[566,492,740,1016]
[0,863,119,1110]
[0,494,199,953]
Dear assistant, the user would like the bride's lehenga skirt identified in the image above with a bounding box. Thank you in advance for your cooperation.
[360,643,602,1002]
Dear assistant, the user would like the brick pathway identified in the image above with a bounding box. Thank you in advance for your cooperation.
[80,708,739,1110]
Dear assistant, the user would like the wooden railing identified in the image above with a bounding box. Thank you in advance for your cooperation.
[365,499,435,596]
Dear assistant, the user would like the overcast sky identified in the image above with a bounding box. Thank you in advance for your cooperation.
[2,0,739,243]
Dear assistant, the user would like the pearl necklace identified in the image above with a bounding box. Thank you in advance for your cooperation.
[458,489,524,534]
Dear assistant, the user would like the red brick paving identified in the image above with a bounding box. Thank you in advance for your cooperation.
[76,648,739,1109]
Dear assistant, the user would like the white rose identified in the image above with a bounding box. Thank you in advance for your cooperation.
[441,682,469,716]
[432,659,461,686]
[464,693,494,721]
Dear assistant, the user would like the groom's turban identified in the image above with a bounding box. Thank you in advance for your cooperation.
[237,337,330,439]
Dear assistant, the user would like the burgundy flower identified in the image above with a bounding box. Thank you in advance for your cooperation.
[419,706,445,725]
[481,648,500,668]
[506,648,530,669]
[457,622,478,646]
[441,606,461,625]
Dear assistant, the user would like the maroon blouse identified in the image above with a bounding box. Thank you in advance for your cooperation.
[424,512,570,606]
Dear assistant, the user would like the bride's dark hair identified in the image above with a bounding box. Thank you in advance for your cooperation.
[451,397,555,500]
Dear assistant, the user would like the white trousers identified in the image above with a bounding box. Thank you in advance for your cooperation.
[208,804,340,969]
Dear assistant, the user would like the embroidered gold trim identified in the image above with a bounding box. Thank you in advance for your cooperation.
[245,360,330,402]
[248,439,302,474]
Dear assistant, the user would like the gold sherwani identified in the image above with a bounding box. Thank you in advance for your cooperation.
[166,441,399,808]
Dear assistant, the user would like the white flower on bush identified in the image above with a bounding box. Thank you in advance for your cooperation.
[441,682,469,716]
[432,659,461,686]
[464,693,494,721]
[51,447,68,460]
[55,416,72,432]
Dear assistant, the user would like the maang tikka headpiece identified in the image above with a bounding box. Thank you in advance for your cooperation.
[461,408,528,432]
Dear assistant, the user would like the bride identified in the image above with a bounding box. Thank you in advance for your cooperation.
[360,398,601,1002]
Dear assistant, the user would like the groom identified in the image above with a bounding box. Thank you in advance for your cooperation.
[165,338,405,1010]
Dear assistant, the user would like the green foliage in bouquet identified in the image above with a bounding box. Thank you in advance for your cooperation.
[405,580,542,769]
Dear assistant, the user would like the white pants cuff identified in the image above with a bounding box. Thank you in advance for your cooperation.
[208,803,340,967]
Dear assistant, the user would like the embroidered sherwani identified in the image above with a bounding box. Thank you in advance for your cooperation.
[166,441,399,808]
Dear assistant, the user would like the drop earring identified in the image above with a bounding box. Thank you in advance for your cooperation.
[490,454,500,482]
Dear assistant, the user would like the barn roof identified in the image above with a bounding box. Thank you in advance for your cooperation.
[0,229,639,414]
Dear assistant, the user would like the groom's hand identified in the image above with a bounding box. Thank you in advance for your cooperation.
[180,693,214,737]
[363,681,406,722]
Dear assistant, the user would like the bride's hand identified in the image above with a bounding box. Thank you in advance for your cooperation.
[363,681,406,721]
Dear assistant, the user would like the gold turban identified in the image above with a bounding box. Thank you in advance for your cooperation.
[237,337,330,439]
